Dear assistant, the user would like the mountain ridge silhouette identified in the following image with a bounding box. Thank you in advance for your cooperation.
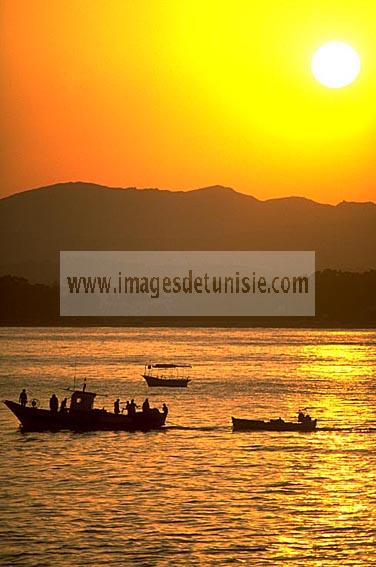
[1,182,375,282]
[5,181,375,206]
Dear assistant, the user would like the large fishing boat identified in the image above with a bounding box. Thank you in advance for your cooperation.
[232,412,317,432]
[142,363,192,388]
[4,386,167,432]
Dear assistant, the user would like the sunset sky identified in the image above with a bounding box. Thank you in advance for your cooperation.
[2,0,376,203]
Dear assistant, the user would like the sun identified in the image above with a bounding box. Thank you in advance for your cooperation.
[311,41,361,89]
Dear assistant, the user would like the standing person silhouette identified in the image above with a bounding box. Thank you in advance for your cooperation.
[19,389,28,407]
[59,398,68,413]
[129,399,138,416]
[49,394,58,413]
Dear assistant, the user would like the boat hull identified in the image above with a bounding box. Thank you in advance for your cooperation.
[232,417,317,432]
[4,400,167,432]
[142,374,190,388]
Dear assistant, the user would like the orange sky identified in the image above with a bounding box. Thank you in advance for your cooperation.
[2,0,376,203]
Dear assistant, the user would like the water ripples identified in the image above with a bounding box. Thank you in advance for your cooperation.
[0,327,375,565]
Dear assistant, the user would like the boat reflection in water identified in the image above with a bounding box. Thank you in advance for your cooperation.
[142,363,192,388]
[4,386,168,432]
[232,412,317,432]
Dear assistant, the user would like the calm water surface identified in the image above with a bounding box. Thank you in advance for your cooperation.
[0,327,375,566]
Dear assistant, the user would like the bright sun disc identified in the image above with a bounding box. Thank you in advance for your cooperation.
[311,41,361,89]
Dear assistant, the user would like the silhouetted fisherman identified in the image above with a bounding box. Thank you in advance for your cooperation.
[142,398,150,413]
[125,400,130,415]
[298,411,305,423]
[49,394,58,413]
[19,389,27,407]
[162,403,168,417]
[114,398,120,415]
[59,398,67,414]
[129,399,138,416]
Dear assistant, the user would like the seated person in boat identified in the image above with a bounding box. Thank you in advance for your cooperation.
[162,403,168,417]
[19,389,27,407]
[298,411,313,425]
[49,394,59,413]
[114,398,120,415]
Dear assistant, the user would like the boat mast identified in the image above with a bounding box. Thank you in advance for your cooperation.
[73,356,77,390]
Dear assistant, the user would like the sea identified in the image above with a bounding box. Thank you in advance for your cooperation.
[0,327,375,566]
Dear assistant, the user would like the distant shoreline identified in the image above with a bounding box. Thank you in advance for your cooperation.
[1,319,375,330]
[1,271,375,329]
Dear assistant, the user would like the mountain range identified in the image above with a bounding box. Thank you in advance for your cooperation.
[0,182,375,282]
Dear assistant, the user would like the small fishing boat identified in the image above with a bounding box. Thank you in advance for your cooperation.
[142,363,191,388]
[232,412,317,432]
[4,386,168,432]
